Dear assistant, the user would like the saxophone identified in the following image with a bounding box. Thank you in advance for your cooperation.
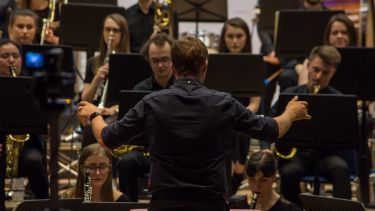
[94,34,114,108]
[83,172,92,202]
[154,0,174,37]
[40,0,56,44]
[274,84,320,159]
[5,66,30,178]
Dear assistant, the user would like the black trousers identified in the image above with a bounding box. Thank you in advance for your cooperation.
[117,151,150,202]
[149,196,229,211]
[279,154,351,205]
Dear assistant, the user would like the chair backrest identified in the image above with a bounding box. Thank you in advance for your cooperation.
[13,199,81,211]
[299,193,365,211]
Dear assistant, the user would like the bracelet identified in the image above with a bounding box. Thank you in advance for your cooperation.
[89,112,102,122]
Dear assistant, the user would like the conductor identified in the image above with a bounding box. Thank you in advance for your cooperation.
[78,37,310,211]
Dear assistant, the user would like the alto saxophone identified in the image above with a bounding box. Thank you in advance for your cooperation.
[274,84,320,159]
[94,35,114,108]
[5,66,30,178]
[83,172,92,202]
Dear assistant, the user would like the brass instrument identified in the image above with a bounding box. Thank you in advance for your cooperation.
[94,34,114,108]
[40,0,57,44]
[154,0,174,37]
[83,172,92,202]
[274,84,320,159]
[248,192,259,209]
[112,144,149,158]
[5,66,30,178]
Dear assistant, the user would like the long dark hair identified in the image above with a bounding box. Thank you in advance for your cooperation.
[323,14,356,47]
[75,144,114,201]
[94,13,130,71]
[218,17,252,53]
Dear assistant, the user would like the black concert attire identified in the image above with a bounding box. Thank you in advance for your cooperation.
[102,78,279,210]
[271,84,351,205]
[117,75,175,202]
[0,0,15,39]
[115,193,130,202]
[32,2,60,44]
[125,2,179,53]
[228,194,301,211]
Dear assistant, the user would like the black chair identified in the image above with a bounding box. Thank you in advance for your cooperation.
[299,193,365,211]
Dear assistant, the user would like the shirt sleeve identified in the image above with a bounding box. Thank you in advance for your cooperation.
[101,100,146,149]
[232,99,279,142]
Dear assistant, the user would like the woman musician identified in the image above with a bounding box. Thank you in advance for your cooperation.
[0,39,49,199]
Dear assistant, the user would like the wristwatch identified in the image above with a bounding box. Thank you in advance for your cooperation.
[89,112,102,122]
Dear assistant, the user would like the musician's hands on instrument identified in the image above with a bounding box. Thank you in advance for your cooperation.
[95,64,109,79]
[100,106,118,116]
[77,101,102,125]
[295,59,308,85]
[43,27,59,45]
[285,96,311,121]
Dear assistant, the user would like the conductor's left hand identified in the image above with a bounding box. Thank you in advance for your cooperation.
[78,101,101,125]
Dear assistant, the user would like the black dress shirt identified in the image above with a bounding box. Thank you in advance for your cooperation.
[133,75,175,91]
[102,78,278,199]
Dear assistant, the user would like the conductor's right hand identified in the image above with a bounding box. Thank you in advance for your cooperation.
[285,96,311,121]
[95,64,109,79]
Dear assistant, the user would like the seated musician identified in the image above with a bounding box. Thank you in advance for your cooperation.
[66,143,128,202]
[0,38,48,199]
[80,13,130,147]
[278,13,356,91]
[116,32,175,202]
[228,150,301,211]
[271,45,351,205]
[7,9,38,45]
[218,17,261,196]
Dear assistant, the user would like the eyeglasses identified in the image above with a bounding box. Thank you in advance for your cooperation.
[150,57,171,65]
[104,27,120,34]
[84,163,111,173]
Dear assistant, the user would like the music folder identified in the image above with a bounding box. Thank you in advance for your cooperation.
[277,93,358,149]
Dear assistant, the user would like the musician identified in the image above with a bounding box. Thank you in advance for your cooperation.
[78,36,310,210]
[116,32,175,202]
[81,13,129,147]
[125,0,178,53]
[218,17,261,196]
[0,39,49,199]
[7,9,37,45]
[17,0,60,44]
[69,143,128,202]
[272,45,352,205]
[228,150,301,211]
[0,0,16,39]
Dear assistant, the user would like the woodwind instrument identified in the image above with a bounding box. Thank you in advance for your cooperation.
[154,0,174,37]
[83,172,92,202]
[40,0,56,44]
[248,192,259,209]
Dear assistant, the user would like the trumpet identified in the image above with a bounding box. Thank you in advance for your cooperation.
[273,84,320,159]
[111,144,149,158]
[40,0,56,44]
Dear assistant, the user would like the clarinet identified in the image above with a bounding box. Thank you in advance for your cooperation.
[249,192,259,209]
[83,172,92,202]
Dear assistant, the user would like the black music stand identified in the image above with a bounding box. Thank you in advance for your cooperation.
[173,0,227,35]
[258,0,300,33]
[12,198,81,211]
[107,54,152,106]
[118,90,154,119]
[0,77,47,211]
[274,10,343,59]
[299,193,366,211]
[330,47,375,204]
[205,54,265,98]
[80,202,149,211]
[277,94,358,195]
[60,3,125,55]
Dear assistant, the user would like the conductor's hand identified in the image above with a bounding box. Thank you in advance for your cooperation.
[77,101,101,125]
[284,96,311,121]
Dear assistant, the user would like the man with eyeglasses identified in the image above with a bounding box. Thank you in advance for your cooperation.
[116,32,175,202]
